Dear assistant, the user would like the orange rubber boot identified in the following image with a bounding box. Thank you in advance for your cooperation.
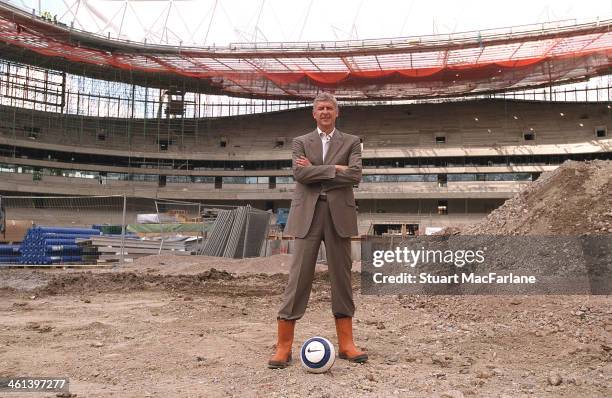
[268,319,295,369]
[335,317,368,363]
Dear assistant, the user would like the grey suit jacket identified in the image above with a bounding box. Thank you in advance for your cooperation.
[284,129,362,238]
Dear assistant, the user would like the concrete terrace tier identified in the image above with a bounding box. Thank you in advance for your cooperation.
[1,100,610,162]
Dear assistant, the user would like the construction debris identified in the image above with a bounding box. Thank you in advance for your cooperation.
[463,160,612,235]
[77,235,197,263]
[200,205,271,258]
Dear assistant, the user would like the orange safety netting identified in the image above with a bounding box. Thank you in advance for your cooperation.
[1,3,611,100]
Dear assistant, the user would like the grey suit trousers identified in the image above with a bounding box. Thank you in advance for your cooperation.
[278,198,355,320]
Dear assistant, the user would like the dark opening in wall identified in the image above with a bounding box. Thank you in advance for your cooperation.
[373,224,402,236]
[437,200,448,215]
[437,174,448,187]
[97,134,106,141]
[214,176,222,189]
[220,137,227,148]
[435,135,446,144]
[274,138,285,148]
[269,176,276,189]
[158,175,166,187]
[523,132,536,141]
[596,127,607,138]
[406,224,419,235]
[158,139,171,151]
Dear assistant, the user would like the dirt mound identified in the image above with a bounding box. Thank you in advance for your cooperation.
[35,268,240,296]
[464,160,612,235]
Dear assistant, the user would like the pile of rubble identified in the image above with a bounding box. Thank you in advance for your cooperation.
[464,160,612,235]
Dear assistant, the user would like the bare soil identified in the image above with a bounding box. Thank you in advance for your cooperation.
[1,257,611,398]
[1,160,612,397]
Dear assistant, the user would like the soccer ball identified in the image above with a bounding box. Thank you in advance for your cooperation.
[300,336,336,373]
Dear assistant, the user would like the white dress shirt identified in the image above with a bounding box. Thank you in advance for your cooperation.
[317,127,335,163]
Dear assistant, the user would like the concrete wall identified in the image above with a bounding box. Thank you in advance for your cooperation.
[2,100,610,160]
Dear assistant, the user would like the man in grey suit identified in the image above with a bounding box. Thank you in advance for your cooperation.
[268,92,368,369]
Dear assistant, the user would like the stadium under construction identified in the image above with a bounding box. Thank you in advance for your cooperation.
[0,1,611,236]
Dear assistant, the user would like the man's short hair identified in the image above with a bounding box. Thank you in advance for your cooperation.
[313,92,338,110]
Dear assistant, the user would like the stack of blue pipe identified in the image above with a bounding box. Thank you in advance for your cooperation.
[0,244,21,264]
[19,226,101,265]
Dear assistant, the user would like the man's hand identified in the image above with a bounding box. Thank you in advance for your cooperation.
[295,156,312,168]
[334,165,348,172]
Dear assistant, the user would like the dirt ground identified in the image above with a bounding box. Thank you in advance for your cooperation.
[1,160,611,397]
[1,255,611,398]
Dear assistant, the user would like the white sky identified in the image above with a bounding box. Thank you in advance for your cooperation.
[8,0,612,46]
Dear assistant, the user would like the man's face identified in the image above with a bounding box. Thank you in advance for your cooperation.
[312,100,338,132]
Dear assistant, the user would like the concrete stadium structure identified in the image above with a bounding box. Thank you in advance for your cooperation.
[0,2,611,235]
[2,98,610,234]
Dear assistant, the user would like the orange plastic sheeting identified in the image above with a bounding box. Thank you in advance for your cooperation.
[497,58,545,68]
[2,10,612,99]
[396,68,445,77]
[305,72,350,84]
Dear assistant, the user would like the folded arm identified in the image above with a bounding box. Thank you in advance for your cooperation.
[292,138,336,184]
[321,138,362,192]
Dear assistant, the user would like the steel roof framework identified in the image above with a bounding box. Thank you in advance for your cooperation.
[0,2,611,100]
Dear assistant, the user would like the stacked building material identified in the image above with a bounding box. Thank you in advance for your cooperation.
[244,210,273,257]
[0,244,21,264]
[77,235,193,263]
[19,227,101,265]
[200,206,271,258]
[201,210,234,257]
[223,206,248,258]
